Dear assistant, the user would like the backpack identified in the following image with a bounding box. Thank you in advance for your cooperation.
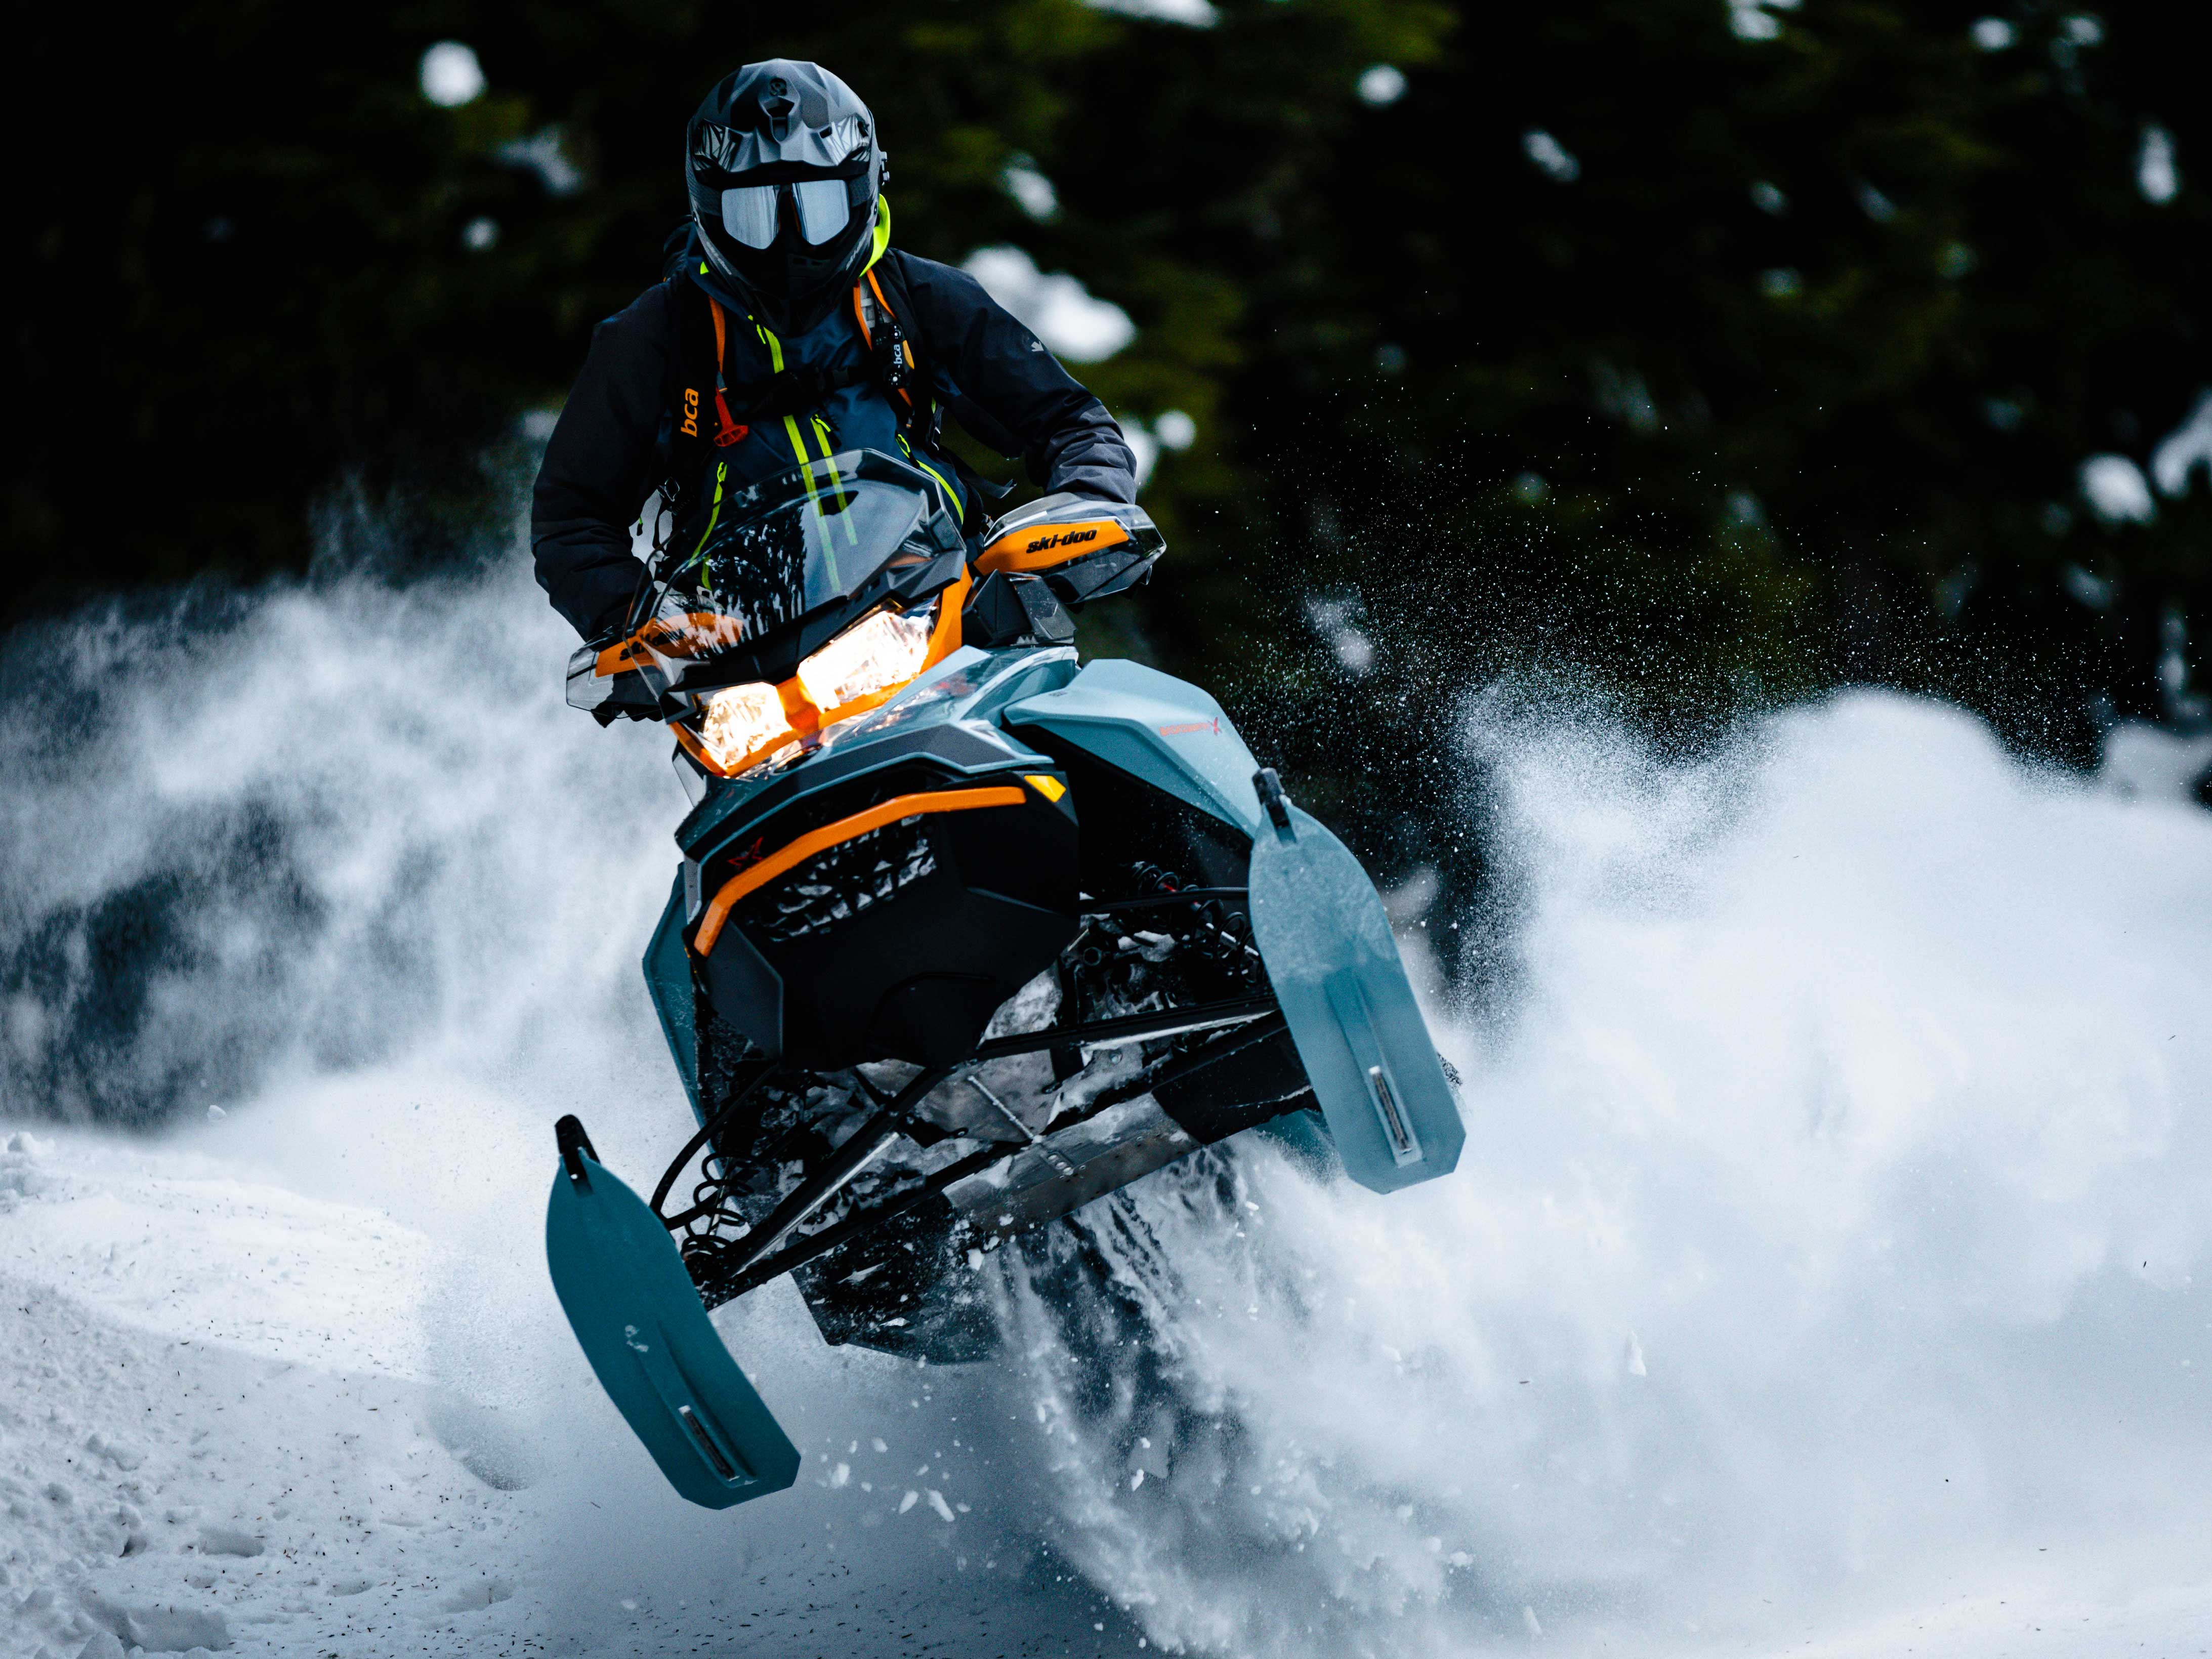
[652,233,1019,541]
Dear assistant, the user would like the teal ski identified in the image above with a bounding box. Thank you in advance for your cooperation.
[1246,770,1466,1193]
[544,1118,799,1509]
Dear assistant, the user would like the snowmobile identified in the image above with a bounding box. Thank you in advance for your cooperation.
[545,448,1464,1509]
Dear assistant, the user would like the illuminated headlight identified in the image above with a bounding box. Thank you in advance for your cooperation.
[796,606,936,711]
[698,681,794,772]
[691,604,938,776]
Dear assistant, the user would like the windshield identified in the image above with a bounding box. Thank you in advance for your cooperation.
[667,455,939,632]
[622,449,965,683]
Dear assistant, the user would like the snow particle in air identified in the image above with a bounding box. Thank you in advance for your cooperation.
[420,42,486,107]
[1358,65,1407,106]
[2140,125,2180,205]
[1522,129,1580,183]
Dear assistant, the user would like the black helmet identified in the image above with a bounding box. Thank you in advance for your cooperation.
[685,61,885,333]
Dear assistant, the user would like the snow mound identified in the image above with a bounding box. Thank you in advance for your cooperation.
[0,1123,535,1659]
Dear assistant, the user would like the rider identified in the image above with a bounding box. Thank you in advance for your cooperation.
[531,59,1139,641]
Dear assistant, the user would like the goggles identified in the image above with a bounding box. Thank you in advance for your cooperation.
[718,178,860,250]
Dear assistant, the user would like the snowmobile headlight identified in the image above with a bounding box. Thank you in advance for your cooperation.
[697,681,796,773]
[795,606,936,713]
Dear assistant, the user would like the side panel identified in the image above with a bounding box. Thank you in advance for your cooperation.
[1001,659,1263,835]
[699,919,785,1064]
[643,874,702,1116]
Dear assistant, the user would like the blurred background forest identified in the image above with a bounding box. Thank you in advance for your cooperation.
[14,0,2212,914]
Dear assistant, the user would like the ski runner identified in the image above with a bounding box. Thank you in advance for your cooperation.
[530,58,1139,642]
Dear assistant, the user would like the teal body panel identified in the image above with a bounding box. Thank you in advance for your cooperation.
[1247,799,1466,1193]
[1002,659,1264,835]
[806,644,1081,760]
[643,874,699,1113]
[545,1152,800,1509]
[672,648,1257,872]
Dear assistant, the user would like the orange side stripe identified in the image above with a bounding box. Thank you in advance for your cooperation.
[691,785,1026,958]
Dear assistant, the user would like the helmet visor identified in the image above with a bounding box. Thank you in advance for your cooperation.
[717,179,857,252]
[792,179,851,246]
[720,185,780,251]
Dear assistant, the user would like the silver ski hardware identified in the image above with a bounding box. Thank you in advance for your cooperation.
[1367,1065,1422,1166]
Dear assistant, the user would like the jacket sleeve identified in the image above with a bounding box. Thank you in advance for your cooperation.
[890,252,1140,505]
[529,285,679,639]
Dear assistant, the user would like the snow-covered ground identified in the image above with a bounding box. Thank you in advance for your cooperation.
[7,559,2212,1657]
[0,1114,1137,1658]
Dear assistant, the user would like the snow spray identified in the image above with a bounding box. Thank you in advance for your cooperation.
[5,520,2212,1656]
[1000,685,2212,1653]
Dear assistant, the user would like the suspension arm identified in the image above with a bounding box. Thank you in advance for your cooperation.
[972,992,1279,1062]
[693,1065,951,1284]
[693,1141,1008,1309]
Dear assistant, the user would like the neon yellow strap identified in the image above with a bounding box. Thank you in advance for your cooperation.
[748,321,816,471]
[750,320,832,569]
[687,460,729,568]
[813,418,858,548]
[896,434,962,517]
[755,320,785,372]
[752,321,815,470]
[914,455,959,511]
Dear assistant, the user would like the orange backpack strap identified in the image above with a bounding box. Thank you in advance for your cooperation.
[704,300,747,448]
[852,270,920,414]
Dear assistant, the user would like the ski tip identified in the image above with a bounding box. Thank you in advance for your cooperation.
[554,1114,598,1187]
[1251,767,1291,833]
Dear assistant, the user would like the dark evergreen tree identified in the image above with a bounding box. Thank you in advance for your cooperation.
[12,0,2208,868]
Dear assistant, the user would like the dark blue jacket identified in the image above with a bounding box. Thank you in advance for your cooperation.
[531,247,1139,638]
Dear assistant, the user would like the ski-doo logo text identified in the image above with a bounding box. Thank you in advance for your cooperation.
[681,388,700,438]
[1157,717,1221,737]
[1024,528,1099,555]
